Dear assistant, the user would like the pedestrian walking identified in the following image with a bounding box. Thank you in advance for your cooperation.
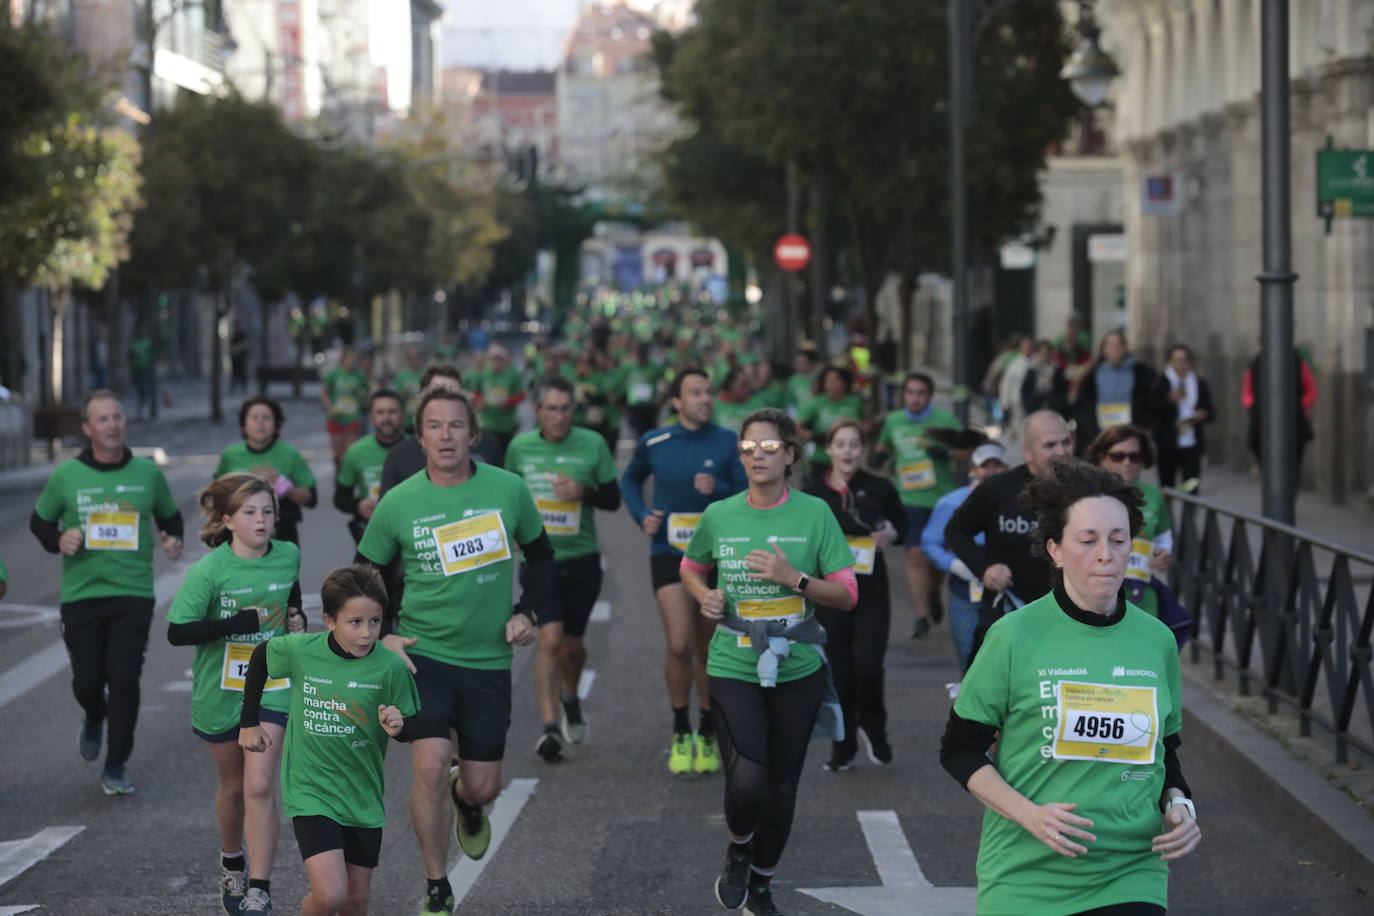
[1157,344,1214,491]
[1070,331,1170,457]
[1242,348,1316,471]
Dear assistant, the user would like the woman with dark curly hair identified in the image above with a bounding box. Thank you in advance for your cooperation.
[940,459,1199,916]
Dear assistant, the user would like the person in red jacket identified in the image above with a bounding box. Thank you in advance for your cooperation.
[1241,349,1316,469]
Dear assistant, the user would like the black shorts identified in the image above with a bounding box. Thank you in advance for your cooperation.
[651,553,683,591]
[409,654,511,761]
[194,708,287,743]
[535,553,603,638]
[292,815,382,868]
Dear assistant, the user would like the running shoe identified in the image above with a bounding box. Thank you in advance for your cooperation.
[694,733,721,774]
[929,592,945,624]
[668,732,694,774]
[240,887,272,913]
[535,727,564,762]
[219,865,246,915]
[858,728,893,765]
[79,717,102,762]
[560,697,588,744]
[714,842,752,910]
[417,887,454,915]
[453,799,492,860]
[101,767,136,795]
[822,750,853,772]
[909,617,932,639]
[744,883,782,916]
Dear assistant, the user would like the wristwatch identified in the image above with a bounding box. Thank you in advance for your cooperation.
[1164,796,1196,821]
[794,573,811,594]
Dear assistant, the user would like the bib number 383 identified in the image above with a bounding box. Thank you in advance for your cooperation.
[431,511,512,576]
[1052,680,1158,765]
[86,511,139,551]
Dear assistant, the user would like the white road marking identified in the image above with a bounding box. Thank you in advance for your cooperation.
[0,642,69,710]
[161,681,194,693]
[798,811,975,915]
[590,600,611,622]
[0,826,85,890]
[577,669,595,700]
[0,905,42,914]
[447,778,537,905]
[0,604,60,630]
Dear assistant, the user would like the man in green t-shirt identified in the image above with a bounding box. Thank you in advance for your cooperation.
[506,375,620,762]
[30,389,184,795]
[472,345,524,465]
[393,346,426,433]
[321,346,370,468]
[334,389,406,543]
[878,372,962,638]
[356,387,554,915]
[785,348,818,417]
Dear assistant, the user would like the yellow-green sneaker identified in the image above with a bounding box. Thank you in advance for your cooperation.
[693,732,721,774]
[668,732,694,774]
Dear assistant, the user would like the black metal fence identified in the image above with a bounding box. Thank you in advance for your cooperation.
[1165,489,1374,764]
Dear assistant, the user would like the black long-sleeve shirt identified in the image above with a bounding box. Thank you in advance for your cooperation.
[943,463,1048,605]
[802,468,907,600]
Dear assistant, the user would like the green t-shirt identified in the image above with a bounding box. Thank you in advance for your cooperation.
[622,363,663,406]
[953,592,1183,915]
[0,556,7,582]
[393,367,424,429]
[878,408,963,508]
[573,370,612,429]
[214,440,317,490]
[33,454,179,603]
[685,490,853,684]
[796,394,865,466]
[1131,483,1172,617]
[713,395,761,437]
[356,463,545,670]
[474,365,523,435]
[167,540,300,734]
[505,427,619,562]
[338,435,394,504]
[756,380,788,410]
[266,632,418,828]
[324,368,369,424]
[785,373,815,410]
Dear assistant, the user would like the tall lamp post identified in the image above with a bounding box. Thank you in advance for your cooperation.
[947,0,1118,422]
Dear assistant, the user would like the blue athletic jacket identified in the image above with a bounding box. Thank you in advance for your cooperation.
[620,422,748,557]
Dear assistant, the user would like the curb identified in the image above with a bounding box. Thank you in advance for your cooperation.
[1180,669,1374,895]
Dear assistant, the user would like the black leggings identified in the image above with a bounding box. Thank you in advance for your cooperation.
[815,592,889,755]
[1072,905,1165,915]
[709,669,825,871]
[1157,446,1202,490]
[59,595,155,767]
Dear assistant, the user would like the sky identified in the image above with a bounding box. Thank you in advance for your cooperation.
[441,0,669,71]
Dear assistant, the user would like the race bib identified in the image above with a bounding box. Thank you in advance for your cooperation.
[487,388,508,406]
[86,511,139,551]
[536,497,582,536]
[848,536,876,575]
[969,579,985,603]
[1052,680,1159,765]
[431,511,512,576]
[221,642,288,692]
[667,513,701,551]
[630,382,654,404]
[1125,537,1153,583]
[367,482,380,501]
[1096,402,1131,428]
[333,395,358,417]
[734,595,805,648]
[899,459,936,491]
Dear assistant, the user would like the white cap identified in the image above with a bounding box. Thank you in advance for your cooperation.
[971,443,1008,467]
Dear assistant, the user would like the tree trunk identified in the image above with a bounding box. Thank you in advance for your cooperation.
[105,269,129,395]
[210,289,224,422]
[49,287,70,404]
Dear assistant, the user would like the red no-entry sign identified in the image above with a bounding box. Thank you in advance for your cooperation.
[774,233,811,272]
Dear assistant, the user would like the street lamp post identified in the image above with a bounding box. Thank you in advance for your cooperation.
[947,0,1117,422]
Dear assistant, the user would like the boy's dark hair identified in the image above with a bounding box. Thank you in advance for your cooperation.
[1019,459,1145,579]
[238,396,285,438]
[671,368,710,401]
[321,564,388,619]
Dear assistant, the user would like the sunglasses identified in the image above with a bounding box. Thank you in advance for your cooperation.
[1106,450,1143,464]
[738,439,785,455]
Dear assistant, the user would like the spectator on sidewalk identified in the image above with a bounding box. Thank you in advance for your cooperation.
[129,332,153,420]
[229,326,250,395]
[1242,348,1316,471]
[1021,340,1069,418]
[1070,331,1169,457]
[1158,344,1214,491]
[997,338,1034,435]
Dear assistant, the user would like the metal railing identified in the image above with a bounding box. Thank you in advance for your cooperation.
[1165,489,1374,764]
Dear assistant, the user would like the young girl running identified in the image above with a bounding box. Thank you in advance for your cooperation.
[168,473,305,914]
[239,565,419,916]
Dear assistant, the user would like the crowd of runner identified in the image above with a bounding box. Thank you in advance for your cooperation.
[18,304,1201,915]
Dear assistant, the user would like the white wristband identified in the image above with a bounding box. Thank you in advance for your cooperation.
[1165,796,1196,821]
[950,559,976,583]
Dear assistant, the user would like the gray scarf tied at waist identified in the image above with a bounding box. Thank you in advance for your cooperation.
[715,614,844,741]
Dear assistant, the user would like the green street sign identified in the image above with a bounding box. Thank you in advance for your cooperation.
[1316,149,1374,218]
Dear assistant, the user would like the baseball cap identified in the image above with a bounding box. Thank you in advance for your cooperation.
[971,442,1008,467]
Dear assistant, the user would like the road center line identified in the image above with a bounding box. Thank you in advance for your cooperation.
[0,825,86,889]
[0,642,69,710]
[590,600,611,622]
[447,778,537,905]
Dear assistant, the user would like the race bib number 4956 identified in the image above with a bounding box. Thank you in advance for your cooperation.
[1052,680,1158,765]
[431,511,512,576]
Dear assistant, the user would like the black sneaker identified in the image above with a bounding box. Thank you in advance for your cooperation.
[859,728,893,765]
[822,750,853,772]
[714,842,752,910]
[79,717,102,762]
[219,864,245,915]
[535,727,563,762]
[929,592,944,624]
[910,617,932,639]
[744,883,782,916]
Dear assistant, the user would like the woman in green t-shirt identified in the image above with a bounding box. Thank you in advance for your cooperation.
[168,474,304,915]
[681,408,856,916]
[940,460,1199,915]
[1086,424,1172,618]
[796,366,866,468]
[214,397,317,545]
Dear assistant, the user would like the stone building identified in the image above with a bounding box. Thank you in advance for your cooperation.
[1099,0,1374,502]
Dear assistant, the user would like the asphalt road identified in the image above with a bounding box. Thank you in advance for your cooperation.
[0,403,1369,915]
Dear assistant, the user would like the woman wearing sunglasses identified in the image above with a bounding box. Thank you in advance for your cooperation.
[802,418,907,772]
[940,460,1199,916]
[1085,425,1171,619]
[680,408,857,916]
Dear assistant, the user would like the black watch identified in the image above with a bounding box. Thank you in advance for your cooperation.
[794,573,811,594]
[513,607,539,626]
